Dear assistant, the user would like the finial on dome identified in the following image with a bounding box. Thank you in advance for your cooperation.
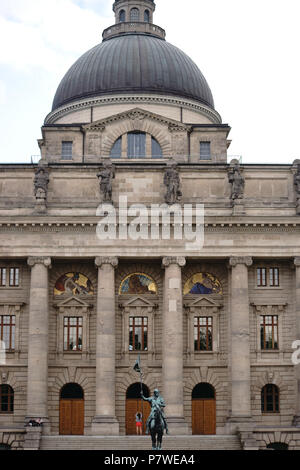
[113,0,156,25]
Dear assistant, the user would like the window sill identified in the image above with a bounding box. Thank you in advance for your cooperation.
[254,287,282,290]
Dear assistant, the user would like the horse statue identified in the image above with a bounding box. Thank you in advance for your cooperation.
[141,389,168,450]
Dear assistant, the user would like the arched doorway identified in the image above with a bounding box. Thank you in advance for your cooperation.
[192,383,216,435]
[59,383,84,435]
[125,383,151,435]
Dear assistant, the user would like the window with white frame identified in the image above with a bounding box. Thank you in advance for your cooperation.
[61,141,73,160]
[200,142,211,160]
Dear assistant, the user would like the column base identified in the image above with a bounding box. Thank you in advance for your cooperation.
[226,416,258,450]
[166,416,190,435]
[91,416,119,436]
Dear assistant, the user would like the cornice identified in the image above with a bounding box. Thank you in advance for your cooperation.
[0,221,300,233]
[45,94,222,126]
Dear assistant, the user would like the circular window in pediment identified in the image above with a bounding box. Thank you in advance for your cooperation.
[119,273,157,295]
[54,273,93,296]
[183,273,222,295]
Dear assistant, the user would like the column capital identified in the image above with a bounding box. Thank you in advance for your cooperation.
[229,256,253,267]
[95,257,118,268]
[27,257,51,268]
[162,256,186,268]
[294,257,300,267]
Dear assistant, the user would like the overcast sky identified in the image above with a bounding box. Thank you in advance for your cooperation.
[0,0,299,164]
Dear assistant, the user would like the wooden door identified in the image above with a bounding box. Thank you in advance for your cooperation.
[60,399,84,435]
[126,399,151,435]
[192,399,216,435]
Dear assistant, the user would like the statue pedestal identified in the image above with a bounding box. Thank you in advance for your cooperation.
[34,199,47,214]
[233,199,245,216]
[91,416,119,436]
[166,416,190,435]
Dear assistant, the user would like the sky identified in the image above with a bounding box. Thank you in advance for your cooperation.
[0,0,299,164]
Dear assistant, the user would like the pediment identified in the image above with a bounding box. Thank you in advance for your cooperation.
[122,296,157,309]
[54,296,92,309]
[83,107,190,133]
[184,296,222,309]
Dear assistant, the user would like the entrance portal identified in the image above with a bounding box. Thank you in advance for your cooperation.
[192,383,216,435]
[126,383,151,435]
[59,383,84,435]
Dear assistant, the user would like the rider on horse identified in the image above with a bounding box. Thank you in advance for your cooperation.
[141,389,169,435]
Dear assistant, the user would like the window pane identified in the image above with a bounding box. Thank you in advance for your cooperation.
[130,8,140,21]
[9,268,19,287]
[128,132,146,158]
[129,317,147,351]
[61,141,73,160]
[151,137,163,159]
[144,9,150,22]
[200,142,211,160]
[119,10,125,22]
[0,268,6,287]
[110,137,122,158]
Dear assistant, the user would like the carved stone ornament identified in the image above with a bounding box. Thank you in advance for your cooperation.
[163,161,182,205]
[95,257,119,268]
[229,256,253,267]
[294,257,300,267]
[34,166,49,201]
[97,161,115,203]
[27,257,52,268]
[294,163,300,198]
[162,256,186,268]
[228,160,245,201]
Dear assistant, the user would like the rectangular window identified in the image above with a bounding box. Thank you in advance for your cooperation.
[129,317,148,351]
[64,317,83,351]
[0,268,6,287]
[257,268,267,287]
[9,268,19,287]
[269,268,279,287]
[260,316,279,350]
[194,317,213,351]
[200,142,211,160]
[61,141,73,160]
[0,316,15,351]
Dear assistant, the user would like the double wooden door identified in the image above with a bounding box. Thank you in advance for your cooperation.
[192,398,216,435]
[59,399,84,435]
[126,399,151,435]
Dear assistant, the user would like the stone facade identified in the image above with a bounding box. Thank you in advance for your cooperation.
[0,0,300,451]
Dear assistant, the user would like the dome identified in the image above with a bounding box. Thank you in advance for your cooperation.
[52,33,215,111]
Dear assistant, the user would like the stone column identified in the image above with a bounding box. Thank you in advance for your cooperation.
[162,256,189,434]
[26,257,51,431]
[92,257,119,435]
[293,257,300,425]
[229,256,252,424]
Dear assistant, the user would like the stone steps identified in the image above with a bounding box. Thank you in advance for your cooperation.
[40,435,242,451]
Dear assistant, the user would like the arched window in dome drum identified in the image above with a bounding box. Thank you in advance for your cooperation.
[144,10,150,23]
[110,136,122,158]
[130,8,140,22]
[151,137,163,159]
[128,132,146,159]
[119,9,126,23]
